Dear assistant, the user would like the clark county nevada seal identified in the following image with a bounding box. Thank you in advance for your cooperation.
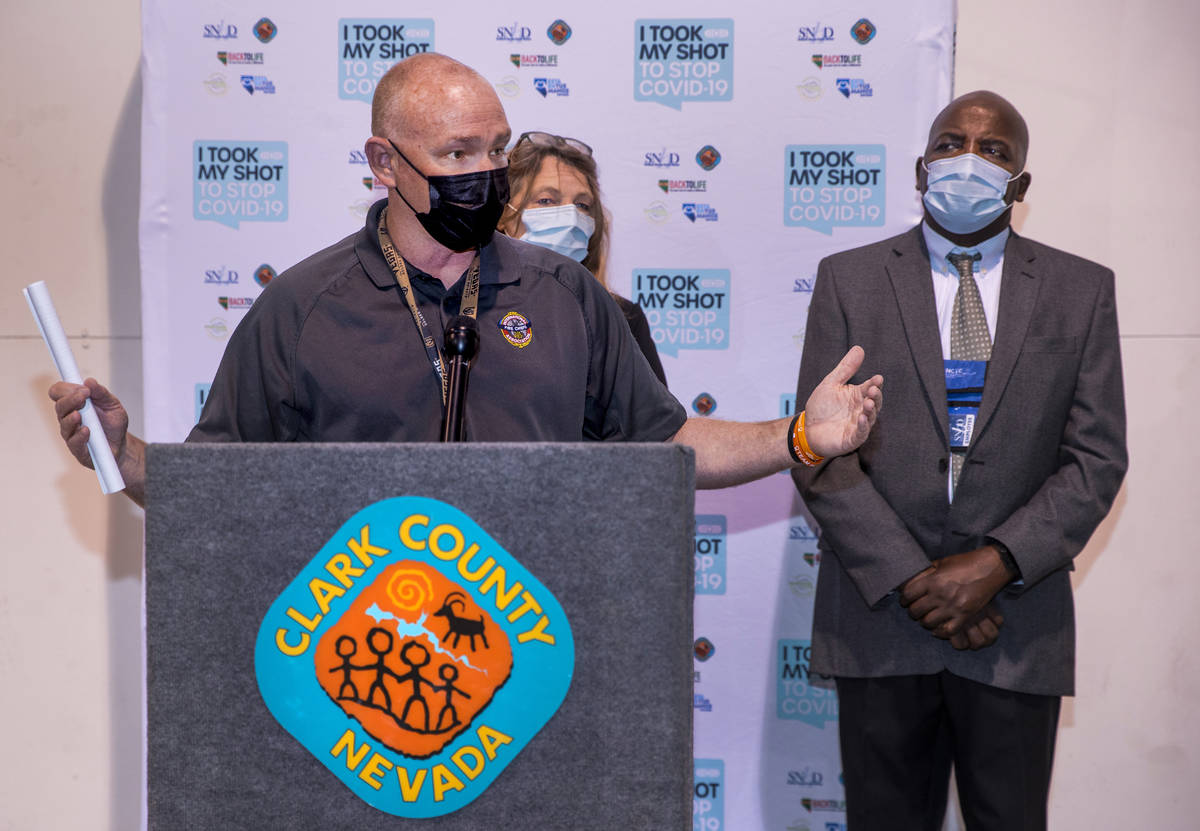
[255,496,575,817]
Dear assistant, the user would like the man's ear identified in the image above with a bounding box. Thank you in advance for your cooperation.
[915,156,927,193]
[364,137,397,187]
[1011,171,1032,203]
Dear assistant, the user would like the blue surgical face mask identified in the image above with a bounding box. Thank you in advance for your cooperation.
[518,204,596,263]
[921,153,1022,235]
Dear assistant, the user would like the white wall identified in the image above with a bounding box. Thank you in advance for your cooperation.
[2,1,1195,828]
[2,2,144,830]
[955,2,1199,827]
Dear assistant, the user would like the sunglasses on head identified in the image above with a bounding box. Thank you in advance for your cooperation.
[514,131,593,157]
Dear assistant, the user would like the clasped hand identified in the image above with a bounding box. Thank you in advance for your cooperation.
[899,546,1013,651]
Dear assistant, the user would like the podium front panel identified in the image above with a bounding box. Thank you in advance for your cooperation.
[145,443,694,830]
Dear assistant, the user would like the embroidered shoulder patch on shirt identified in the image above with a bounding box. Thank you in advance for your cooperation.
[497,311,533,348]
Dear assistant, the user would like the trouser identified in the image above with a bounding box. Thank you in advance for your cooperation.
[835,671,1061,831]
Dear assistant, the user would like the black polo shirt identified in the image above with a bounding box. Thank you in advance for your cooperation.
[188,199,686,444]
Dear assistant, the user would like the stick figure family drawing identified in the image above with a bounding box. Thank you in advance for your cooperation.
[329,625,477,735]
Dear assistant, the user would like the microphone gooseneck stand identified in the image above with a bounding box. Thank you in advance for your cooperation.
[440,315,480,443]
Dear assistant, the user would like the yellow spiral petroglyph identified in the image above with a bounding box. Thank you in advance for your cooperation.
[387,568,434,612]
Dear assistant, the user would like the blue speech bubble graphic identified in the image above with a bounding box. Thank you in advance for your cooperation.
[634,268,730,357]
[255,496,574,817]
[194,383,210,424]
[776,639,838,727]
[193,140,288,229]
[634,19,733,110]
[693,758,725,831]
[694,514,726,595]
[339,19,435,103]
[784,144,886,235]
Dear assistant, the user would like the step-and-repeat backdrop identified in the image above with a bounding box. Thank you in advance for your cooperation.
[140,2,953,827]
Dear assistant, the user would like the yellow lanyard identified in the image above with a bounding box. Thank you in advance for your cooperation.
[377,208,480,407]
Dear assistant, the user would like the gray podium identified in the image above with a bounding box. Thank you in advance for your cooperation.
[145,443,695,830]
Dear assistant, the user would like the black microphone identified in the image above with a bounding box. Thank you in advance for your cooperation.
[440,315,480,443]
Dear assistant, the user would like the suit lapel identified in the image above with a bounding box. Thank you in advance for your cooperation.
[885,227,948,444]
[975,232,1040,436]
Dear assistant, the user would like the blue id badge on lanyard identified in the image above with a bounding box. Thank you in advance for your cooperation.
[945,360,987,449]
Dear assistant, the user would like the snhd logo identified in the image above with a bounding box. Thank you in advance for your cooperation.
[256,497,575,816]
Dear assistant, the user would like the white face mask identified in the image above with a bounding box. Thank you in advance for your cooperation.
[922,153,1022,235]
[518,204,596,263]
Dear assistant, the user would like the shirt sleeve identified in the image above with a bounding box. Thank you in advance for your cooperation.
[580,280,686,442]
[615,294,669,387]
[187,279,300,443]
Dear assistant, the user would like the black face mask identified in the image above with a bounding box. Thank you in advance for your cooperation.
[388,140,509,252]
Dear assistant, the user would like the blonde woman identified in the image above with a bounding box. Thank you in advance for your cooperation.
[499,131,667,386]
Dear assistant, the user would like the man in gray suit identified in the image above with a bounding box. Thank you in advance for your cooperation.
[792,91,1127,830]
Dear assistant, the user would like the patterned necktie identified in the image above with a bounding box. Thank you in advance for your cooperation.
[948,251,989,361]
[947,250,988,488]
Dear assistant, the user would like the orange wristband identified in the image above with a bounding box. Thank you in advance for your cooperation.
[789,410,824,467]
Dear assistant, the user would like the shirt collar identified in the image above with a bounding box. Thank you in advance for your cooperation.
[921,221,1009,276]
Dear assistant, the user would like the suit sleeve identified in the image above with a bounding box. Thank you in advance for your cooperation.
[988,268,1128,587]
[792,257,933,607]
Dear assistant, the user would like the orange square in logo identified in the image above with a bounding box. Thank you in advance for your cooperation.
[314,561,514,759]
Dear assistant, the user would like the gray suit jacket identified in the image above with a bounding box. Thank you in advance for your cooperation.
[792,225,1127,696]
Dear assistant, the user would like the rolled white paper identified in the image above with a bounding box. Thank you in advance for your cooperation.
[24,280,126,494]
